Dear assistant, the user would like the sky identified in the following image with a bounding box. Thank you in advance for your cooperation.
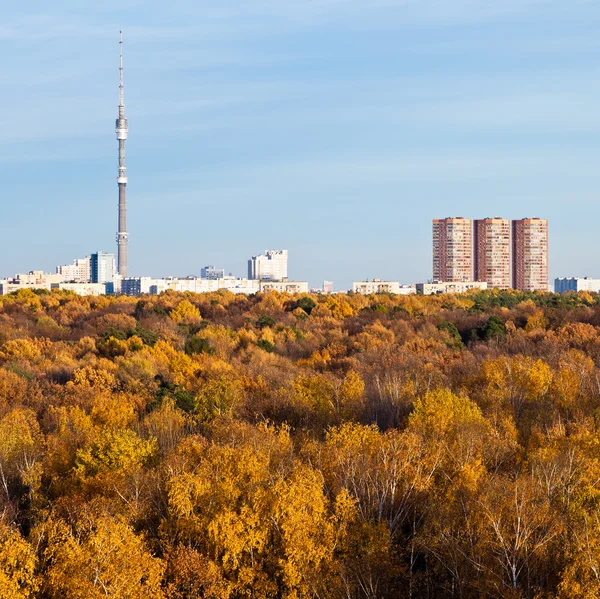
[1,0,599,288]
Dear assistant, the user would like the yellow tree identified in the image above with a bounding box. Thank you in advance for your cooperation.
[476,475,561,597]
[42,514,165,599]
[170,300,202,325]
[0,522,38,598]
[271,464,337,599]
[0,409,45,507]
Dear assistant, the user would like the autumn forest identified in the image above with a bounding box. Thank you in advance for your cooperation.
[2,287,600,598]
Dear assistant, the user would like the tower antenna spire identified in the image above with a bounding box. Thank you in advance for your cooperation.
[119,31,124,109]
[115,31,129,280]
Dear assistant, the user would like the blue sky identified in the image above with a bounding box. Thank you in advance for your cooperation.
[1,1,599,288]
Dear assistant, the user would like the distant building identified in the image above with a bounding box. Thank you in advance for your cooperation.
[512,218,549,291]
[0,271,69,294]
[201,266,225,280]
[417,281,488,295]
[474,218,511,289]
[138,277,260,295]
[219,277,260,295]
[432,217,473,282]
[15,271,64,286]
[259,281,309,294]
[352,280,415,295]
[52,283,107,296]
[0,280,52,295]
[555,277,600,293]
[121,277,161,296]
[248,250,288,281]
[56,257,91,282]
[323,281,334,294]
[90,252,115,284]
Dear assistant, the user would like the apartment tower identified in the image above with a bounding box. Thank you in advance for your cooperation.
[512,218,549,291]
[474,217,511,289]
[248,250,289,281]
[432,217,473,282]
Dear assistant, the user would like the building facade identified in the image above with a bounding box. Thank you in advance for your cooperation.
[555,277,600,293]
[417,281,488,295]
[52,283,107,296]
[56,257,91,282]
[0,278,52,295]
[512,218,549,291]
[15,271,64,286]
[352,280,416,295]
[90,252,116,284]
[259,281,309,294]
[121,277,162,296]
[474,218,511,289]
[201,266,225,280]
[432,218,473,282]
[248,250,288,281]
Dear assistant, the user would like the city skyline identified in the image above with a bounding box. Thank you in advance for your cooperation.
[2,2,600,287]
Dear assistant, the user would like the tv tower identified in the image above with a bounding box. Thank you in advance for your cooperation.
[115,31,129,277]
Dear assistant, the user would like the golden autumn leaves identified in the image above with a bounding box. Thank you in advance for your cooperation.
[1,287,600,597]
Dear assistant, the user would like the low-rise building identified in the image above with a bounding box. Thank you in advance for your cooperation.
[417,281,488,295]
[218,277,259,294]
[555,277,600,293]
[259,281,309,294]
[352,280,416,295]
[143,277,260,295]
[0,271,68,294]
[15,271,64,285]
[121,277,166,296]
[52,283,107,296]
[0,280,52,295]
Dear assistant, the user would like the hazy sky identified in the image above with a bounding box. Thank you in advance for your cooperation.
[1,1,599,287]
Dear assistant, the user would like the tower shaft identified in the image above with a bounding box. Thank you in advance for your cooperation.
[115,31,129,278]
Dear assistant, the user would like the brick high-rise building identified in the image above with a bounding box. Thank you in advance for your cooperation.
[474,218,511,289]
[512,218,548,291]
[432,217,473,282]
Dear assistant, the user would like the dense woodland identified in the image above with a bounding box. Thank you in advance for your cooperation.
[3,288,600,597]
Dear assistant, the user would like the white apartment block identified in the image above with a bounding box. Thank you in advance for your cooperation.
[417,281,488,295]
[0,280,52,295]
[259,281,309,294]
[138,277,260,296]
[352,280,416,295]
[219,277,260,294]
[248,250,288,281]
[0,273,103,296]
[52,283,107,296]
[0,271,64,294]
